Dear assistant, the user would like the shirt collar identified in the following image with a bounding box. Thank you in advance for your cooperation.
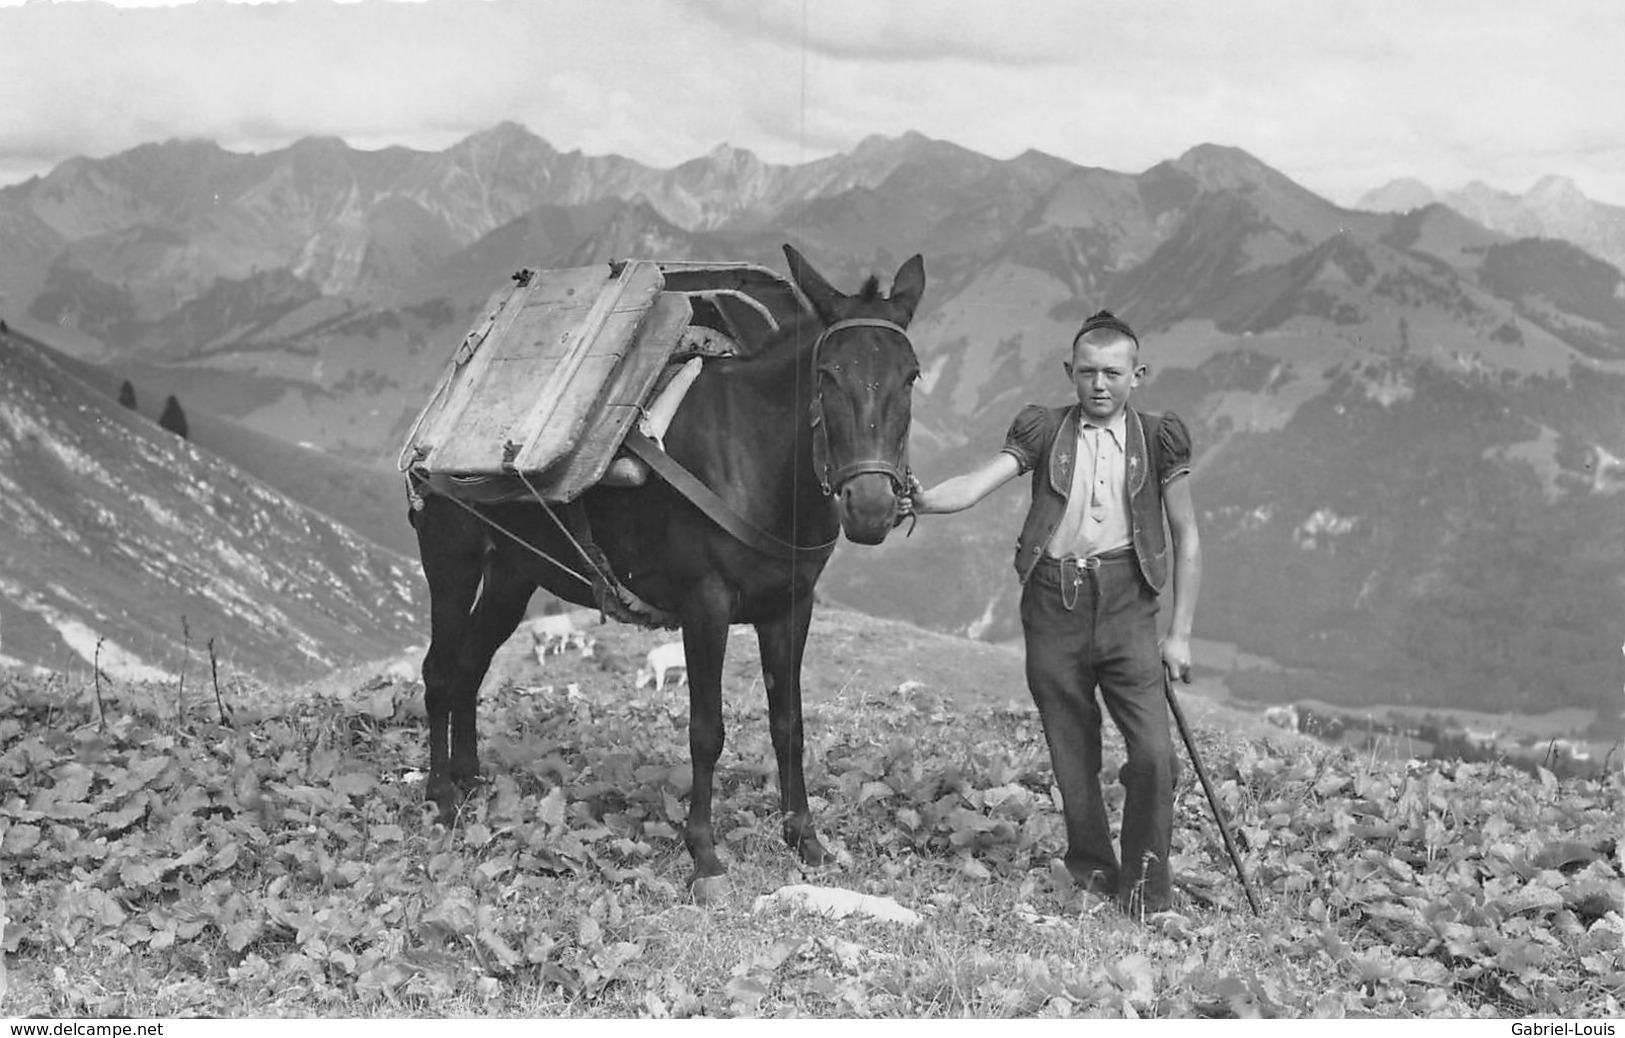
[1078,409,1128,444]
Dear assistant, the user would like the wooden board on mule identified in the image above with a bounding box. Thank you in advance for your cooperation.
[400,260,692,497]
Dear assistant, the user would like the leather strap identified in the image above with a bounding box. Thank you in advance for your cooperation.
[622,429,837,562]
[808,317,913,495]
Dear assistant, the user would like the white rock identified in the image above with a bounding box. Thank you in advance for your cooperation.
[752,884,922,926]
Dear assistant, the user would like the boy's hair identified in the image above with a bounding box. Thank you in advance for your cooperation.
[1072,309,1139,350]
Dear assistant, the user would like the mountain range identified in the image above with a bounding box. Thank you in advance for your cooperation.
[1358,174,1625,275]
[0,125,1620,738]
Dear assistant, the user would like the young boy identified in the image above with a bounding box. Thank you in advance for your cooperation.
[907,310,1201,915]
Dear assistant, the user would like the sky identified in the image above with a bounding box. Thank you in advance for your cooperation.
[1,0,1622,207]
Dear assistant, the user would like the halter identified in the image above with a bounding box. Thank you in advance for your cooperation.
[806,317,915,496]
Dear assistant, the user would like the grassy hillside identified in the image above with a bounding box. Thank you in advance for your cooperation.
[1,609,1619,1018]
[5,325,417,558]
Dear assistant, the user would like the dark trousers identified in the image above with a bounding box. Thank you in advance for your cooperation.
[1021,552,1175,913]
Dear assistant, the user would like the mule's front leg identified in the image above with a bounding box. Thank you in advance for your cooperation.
[757,593,834,866]
[680,590,733,895]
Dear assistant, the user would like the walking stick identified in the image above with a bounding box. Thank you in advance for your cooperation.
[1163,671,1262,916]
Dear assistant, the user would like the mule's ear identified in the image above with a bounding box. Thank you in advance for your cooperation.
[888,253,926,326]
[783,243,842,324]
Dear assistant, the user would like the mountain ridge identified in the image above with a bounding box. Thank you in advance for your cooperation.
[1357,174,1625,274]
[1,126,1621,736]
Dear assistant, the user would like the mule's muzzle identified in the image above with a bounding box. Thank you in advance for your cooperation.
[836,471,903,544]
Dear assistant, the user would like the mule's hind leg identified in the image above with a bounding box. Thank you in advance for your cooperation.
[446,547,534,789]
[756,592,834,866]
[413,496,487,821]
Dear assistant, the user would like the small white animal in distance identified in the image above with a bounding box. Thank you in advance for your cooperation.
[529,614,586,659]
[1263,704,1300,731]
[635,641,687,691]
[1548,738,1591,762]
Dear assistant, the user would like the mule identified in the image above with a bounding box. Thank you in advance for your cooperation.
[408,244,924,890]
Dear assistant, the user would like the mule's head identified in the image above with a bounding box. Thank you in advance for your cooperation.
[784,244,924,546]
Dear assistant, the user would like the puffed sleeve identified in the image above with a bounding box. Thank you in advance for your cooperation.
[1000,404,1049,475]
[1157,411,1193,484]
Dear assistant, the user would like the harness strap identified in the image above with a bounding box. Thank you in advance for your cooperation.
[414,470,678,628]
[512,467,680,628]
[429,482,597,591]
[623,429,837,562]
[559,494,679,629]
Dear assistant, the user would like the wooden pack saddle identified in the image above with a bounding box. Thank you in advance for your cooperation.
[399,259,809,504]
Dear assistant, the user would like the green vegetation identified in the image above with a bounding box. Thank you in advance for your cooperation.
[0,622,1619,1018]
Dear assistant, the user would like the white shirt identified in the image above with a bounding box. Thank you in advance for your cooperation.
[1046,411,1130,559]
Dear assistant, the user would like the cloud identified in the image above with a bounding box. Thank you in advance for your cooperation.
[1,0,1623,206]
[1,1,546,163]
[688,0,1077,66]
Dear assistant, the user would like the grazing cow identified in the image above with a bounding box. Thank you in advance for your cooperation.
[1462,726,1501,749]
[528,614,585,662]
[636,641,687,692]
[1548,738,1592,763]
[1263,704,1300,731]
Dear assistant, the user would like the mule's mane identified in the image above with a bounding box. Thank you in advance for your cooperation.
[856,275,882,302]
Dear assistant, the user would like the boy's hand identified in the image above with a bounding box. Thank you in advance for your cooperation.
[905,474,928,515]
[893,475,921,527]
[1161,636,1193,684]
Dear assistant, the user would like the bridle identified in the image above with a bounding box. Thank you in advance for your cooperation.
[805,317,915,497]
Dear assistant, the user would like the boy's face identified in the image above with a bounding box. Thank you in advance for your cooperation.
[1064,333,1145,423]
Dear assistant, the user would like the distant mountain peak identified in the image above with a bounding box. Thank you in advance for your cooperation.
[1015,146,1063,163]
[1458,179,1503,202]
[135,137,228,158]
[1171,143,1290,192]
[450,121,554,160]
[850,130,943,160]
[1356,177,1438,213]
[850,132,900,156]
[698,141,763,171]
[464,120,537,144]
[434,124,560,192]
[287,134,350,153]
[1527,174,1583,203]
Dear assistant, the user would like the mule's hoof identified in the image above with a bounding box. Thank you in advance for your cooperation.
[690,874,732,905]
[425,786,458,827]
[797,837,837,868]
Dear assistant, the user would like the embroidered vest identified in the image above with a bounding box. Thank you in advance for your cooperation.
[1013,405,1172,592]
